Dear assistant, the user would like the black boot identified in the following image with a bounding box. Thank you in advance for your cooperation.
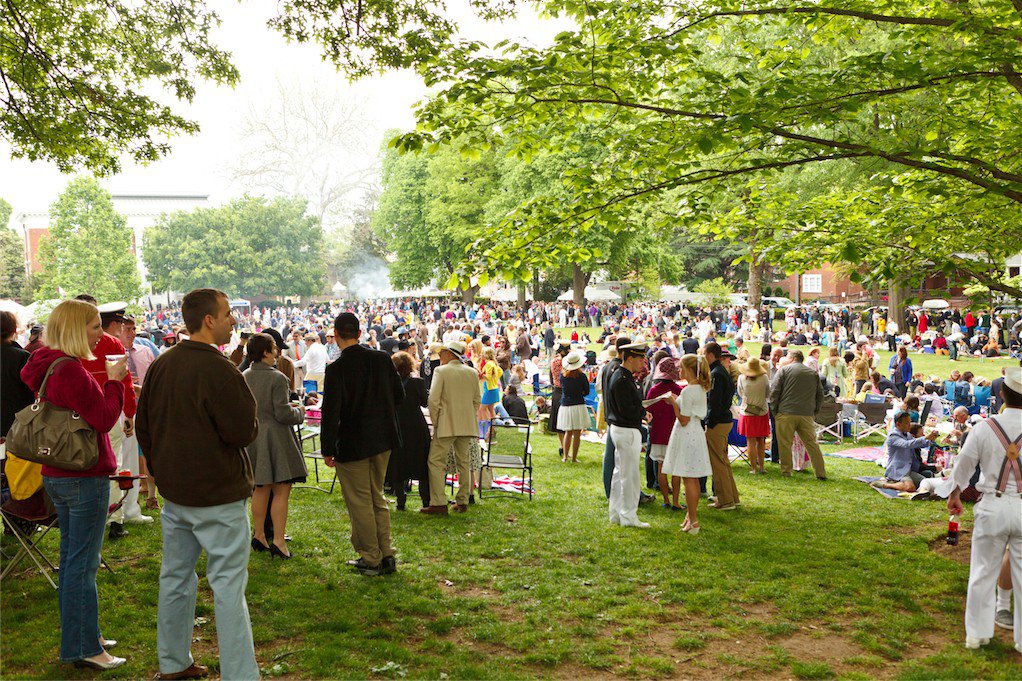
[108,522,128,540]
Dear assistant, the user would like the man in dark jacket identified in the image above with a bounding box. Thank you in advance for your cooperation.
[704,342,741,509]
[321,313,404,576]
[605,342,650,528]
[137,288,259,681]
[501,385,529,423]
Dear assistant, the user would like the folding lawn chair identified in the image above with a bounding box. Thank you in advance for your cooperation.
[969,386,991,415]
[1,492,59,589]
[919,399,932,425]
[479,419,533,500]
[854,403,888,442]
[727,418,748,464]
[815,402,844,443]
[293,424,338,494]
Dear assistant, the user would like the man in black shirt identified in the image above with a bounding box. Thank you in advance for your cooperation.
[380,328,399,355]
[605,342,651,528]
[681,331,699,355]
[704,342,740,510]
[501,385,529,424]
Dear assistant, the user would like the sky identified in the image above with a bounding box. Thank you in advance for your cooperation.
[1,2,567,223]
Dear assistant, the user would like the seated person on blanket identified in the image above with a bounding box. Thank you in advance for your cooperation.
[872,411,939,492]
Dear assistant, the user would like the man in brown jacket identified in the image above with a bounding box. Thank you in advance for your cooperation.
[137,288,259,681]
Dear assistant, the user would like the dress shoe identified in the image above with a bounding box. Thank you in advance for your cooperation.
[380,555,397,575]
[251,537,270,552]
[157,663,209,679]
[107,522,128,540]
[269,543,292,560]
[73,655,126,670]
[452,504,468,513]
[347,557,382,576]
[419,505,448,515]
[100,637,117,649]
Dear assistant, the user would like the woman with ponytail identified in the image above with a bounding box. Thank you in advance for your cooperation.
[661,354,713,534]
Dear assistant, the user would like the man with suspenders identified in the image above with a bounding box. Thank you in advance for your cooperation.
[948,366,1022,653]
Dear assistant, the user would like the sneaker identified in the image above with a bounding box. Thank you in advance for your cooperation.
[995,609,1013,630]
[107,522,128,540]
[124,515,154,525]
[380,555,397,575]
[347,557,382,576]
[620,520,650,528]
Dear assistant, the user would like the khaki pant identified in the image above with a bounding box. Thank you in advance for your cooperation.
[428,436,473,506]
[336,451,393,565]
[705,422,740,507]
[775,414,827,477]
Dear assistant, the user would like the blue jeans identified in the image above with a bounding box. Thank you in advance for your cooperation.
[158,499,258,680]
[42,475,109,662]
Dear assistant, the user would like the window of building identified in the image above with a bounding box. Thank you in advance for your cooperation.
[802,274,822,294]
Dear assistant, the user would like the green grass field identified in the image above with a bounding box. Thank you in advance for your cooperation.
[3,428,1021,679]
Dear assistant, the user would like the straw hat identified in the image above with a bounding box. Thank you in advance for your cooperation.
[1005,366,1022,394]
[563,351,586,372]
[443,340,466,358]
[740,357,767,377]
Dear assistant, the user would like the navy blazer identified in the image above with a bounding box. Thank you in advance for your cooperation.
[320,344,405,463]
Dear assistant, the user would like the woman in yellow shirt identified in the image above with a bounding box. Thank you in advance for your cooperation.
[477,346,503,437]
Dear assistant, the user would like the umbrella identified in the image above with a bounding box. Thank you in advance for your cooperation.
[922,299,951,310]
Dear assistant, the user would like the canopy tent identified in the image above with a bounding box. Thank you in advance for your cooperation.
[557,286,622,302]
[0,299,31,324]
[488,288,523,302]
[379,286,449,299]
[229,299,251,309]
[921,298,951,310]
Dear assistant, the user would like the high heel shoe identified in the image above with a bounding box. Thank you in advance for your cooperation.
[268,543,291,560]
[73,655,126,670]
[683,523,700,535]
[251,537,270,552]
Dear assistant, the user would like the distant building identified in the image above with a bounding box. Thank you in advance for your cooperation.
[768,256,1022,305]
[14,193,208,291]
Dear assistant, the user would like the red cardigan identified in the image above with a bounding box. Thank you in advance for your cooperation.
[20,347,124,478]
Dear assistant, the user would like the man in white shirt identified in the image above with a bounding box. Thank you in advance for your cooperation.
[295,333,329,390]
[948,367,1022,653]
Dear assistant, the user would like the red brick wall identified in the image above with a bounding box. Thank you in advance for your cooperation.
[25,227,48,273]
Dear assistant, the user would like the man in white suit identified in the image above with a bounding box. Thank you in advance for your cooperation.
[421,341,481,515]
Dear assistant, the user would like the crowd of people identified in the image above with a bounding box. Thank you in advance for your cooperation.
[1,292,1020,675]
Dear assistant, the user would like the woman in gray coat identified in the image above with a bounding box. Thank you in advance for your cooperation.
[243,333,307,559]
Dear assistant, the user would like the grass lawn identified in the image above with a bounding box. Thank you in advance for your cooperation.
[3,426,1022,679]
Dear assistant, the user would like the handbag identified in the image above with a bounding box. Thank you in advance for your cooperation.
[5,357,100,471]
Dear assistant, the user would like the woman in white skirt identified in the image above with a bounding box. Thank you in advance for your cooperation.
[557,351,592,462]
[662,353,713,534]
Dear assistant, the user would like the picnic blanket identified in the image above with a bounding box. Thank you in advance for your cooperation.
[444,474,534,495]
[854,476,902,499]
[826,446,884,462]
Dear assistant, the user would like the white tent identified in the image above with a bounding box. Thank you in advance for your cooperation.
[488,288,522,302]
[557,286,622,302]
[922,298,951,310]
[0,299,31,324]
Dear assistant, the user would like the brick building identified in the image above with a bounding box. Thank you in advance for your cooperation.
[767,264,978,305]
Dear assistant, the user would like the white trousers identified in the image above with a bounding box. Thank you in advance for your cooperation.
[609,425,641,526]
[107,413,142,523]
[966,494,1022,650]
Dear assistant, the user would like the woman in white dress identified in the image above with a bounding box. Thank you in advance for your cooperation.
[661,353,713,535]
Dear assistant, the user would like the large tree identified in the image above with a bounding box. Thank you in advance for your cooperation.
[1,0,238,174]
[34,177,142,301]
[390,0,1022,295]
[0,197,24,301]
[143,196,325,298]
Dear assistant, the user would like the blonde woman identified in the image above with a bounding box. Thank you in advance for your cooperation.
[477,346,503,438]
[19,300,128,670]
[661,354,713,535]
[819,347,848,397]
[737,358,770,474]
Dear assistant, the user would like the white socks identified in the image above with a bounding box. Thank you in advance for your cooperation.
[997,586,1012,612]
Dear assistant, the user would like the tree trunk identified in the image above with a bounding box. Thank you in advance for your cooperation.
[517,282,527,310]
[887,283,907,333]
[572,263,590,307]
[748,253,764,308]
[461,284,479,305]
